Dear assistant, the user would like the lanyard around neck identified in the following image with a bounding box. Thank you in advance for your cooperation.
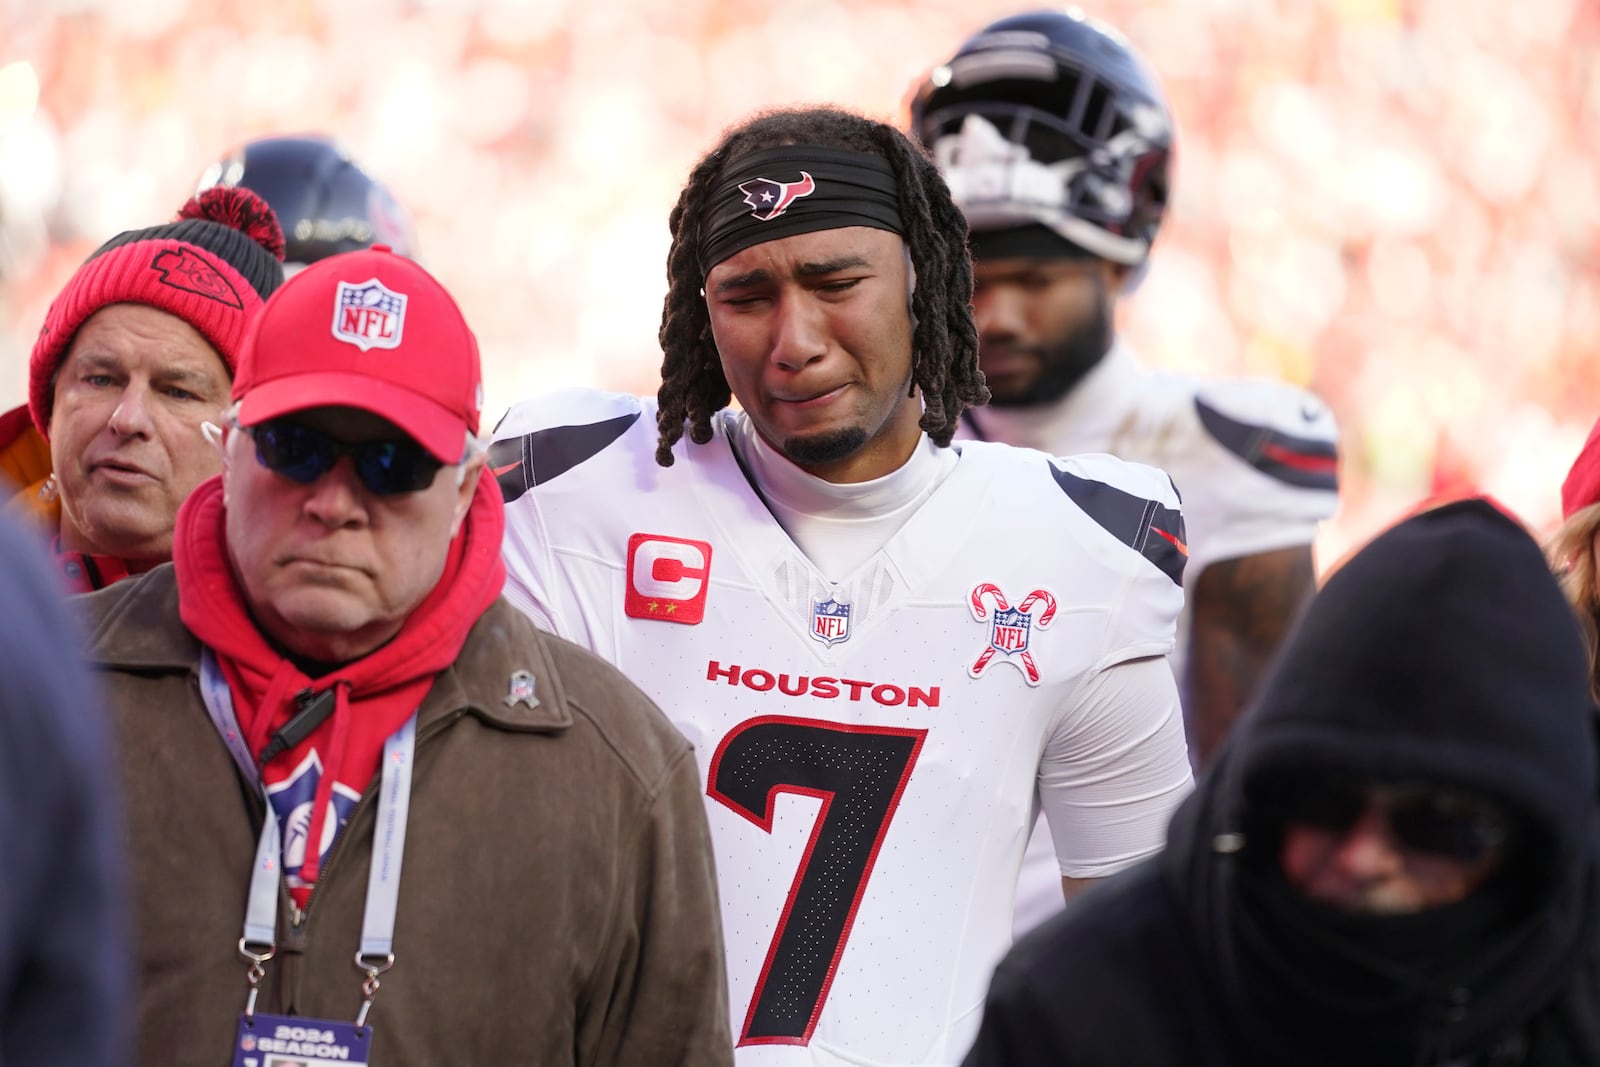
[200,650,416,1024]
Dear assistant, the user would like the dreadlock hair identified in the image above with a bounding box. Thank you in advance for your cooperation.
[654,105,986,467]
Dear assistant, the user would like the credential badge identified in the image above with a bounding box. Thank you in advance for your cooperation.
[809,597,852,647]
[969,583,1057,686]
[504,669,540,710]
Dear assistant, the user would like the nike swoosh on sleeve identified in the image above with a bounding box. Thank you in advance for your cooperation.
[1195,397,1338,491]
[1150,525,1188,555]
[1050,463,1187,586]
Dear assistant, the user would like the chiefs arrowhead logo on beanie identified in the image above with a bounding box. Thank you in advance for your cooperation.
[28,186,287,437]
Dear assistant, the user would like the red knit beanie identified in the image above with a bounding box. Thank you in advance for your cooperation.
[1562,414,1600,519]
[28,187,286,437]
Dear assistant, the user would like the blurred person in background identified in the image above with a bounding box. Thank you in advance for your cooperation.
[0,188,284,592]
[196,135,415,273]
[494,104,1193,1065]
[1549,413,1600,703]
[0,511,129,1067]
[962,498,1600,1067]
[79,246,731,1065]
[911,8,1340,932]
[912,6,1341,770]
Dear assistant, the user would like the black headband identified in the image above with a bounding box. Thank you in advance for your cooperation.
[697,145,905,277]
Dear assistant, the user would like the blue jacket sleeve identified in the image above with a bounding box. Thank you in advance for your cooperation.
[0,515,130,1067]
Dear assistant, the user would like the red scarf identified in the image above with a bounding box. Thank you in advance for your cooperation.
[174,470,506,906]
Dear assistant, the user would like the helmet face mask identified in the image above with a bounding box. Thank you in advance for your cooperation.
[912,12,1174,268]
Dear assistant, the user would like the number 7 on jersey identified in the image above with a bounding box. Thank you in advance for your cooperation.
[708,716,927,1047]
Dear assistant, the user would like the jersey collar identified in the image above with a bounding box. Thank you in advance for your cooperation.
[967,339,1143,454]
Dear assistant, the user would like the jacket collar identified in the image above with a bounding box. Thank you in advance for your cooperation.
[84,564,201,669]
[86,565,574,735]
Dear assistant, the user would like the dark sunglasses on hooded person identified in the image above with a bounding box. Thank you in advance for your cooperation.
[1272,776,1513,866]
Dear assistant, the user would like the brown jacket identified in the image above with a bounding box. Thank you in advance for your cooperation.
[79,565,734,1066]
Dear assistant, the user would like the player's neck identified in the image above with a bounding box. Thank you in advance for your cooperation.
[733,415,944,513]
[727,412,957,580]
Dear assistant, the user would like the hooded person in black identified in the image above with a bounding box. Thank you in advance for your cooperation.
[962,498,1600,1067]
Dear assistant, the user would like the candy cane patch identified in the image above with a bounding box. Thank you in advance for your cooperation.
[968,583,1058,686]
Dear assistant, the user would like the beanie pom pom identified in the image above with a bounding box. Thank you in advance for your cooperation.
[179,187,287,263]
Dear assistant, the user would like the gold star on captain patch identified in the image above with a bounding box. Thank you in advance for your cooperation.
[665,603,677,614]
[647,601,660,613]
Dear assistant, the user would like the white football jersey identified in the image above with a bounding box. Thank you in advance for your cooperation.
[493,389,1193,1067]
[961,341,1340,935]
[961,341,1340,580]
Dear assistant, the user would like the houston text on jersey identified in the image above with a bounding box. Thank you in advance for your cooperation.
[705,660,940,708]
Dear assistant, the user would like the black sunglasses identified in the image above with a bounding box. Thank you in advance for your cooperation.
[244,418,444,495]
[1276,779,1511,864]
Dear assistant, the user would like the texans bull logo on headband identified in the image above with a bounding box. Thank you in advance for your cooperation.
[739,172,816,221]
[697,146,904,275]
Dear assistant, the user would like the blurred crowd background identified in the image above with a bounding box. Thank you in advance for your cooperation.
[1,0,1596,562]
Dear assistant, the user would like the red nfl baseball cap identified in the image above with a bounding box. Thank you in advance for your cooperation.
[231,245,482,463]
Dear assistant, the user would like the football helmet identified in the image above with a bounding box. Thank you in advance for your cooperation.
[910,9,1173,267]
[196,135,414,269]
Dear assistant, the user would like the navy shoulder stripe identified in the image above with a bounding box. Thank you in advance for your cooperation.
[1194,397,1338,491]
[491,411,640,503]
[1050,464,1187,586]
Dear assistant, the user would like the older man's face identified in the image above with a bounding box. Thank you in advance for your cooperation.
[49,304,232,564]
[222,406,479,664]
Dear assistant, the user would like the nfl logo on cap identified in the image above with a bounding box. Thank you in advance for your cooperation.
[332,277,407,351]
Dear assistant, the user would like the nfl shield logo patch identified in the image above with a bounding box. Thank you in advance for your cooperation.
[331,278,407,351]
[989,608,1031,654]
[810,597,852,647]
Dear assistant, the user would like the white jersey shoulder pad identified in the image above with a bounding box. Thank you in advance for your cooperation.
[1189,376,1339,494]
[490,389,647,502]
[1046,451,1187,589]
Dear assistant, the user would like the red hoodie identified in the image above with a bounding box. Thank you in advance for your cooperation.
[174,469,506,907]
